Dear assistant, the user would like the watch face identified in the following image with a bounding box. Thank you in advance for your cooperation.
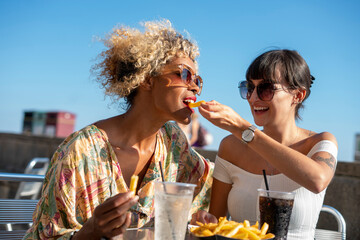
[242,129,254,142]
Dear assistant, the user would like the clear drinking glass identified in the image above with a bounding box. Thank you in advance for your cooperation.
[154,181,196,240]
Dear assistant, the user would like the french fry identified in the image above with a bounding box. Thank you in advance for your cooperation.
[196,221,204,227]
[213,217,227,234]
[129,175,138,194]
[188,100,205,108]
[261,233,276,239]
[246,227,261,234]
[233,232,248,239]
[190,216,275,240]
[241,228,261,240]
[226,223,245,238]
[251,221,259,228]
[199,229,214,237]
[243,220,251,228]
[260,222,269,236]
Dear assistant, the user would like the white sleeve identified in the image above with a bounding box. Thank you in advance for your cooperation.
[307,140,338,161]
[213,155,232,184]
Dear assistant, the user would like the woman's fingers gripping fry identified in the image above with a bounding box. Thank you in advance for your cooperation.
[98,192,137,214]
[108,211,132,236]
[93,192,138,233]
[191,210,218,225]
[198,100,245,133]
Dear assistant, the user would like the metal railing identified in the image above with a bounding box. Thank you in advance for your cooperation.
[0,172,44,182]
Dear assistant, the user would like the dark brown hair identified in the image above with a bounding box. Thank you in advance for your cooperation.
[246,49,314,120]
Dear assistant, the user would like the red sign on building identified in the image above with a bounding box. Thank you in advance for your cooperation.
[23,111,76,138]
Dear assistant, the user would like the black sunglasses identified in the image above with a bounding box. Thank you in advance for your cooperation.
[238,80,283,101]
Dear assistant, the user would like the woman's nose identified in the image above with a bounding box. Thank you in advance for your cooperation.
[188,81,200,95]
[248,87,259,102]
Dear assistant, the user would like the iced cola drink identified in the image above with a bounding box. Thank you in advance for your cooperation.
[258,189,295,240]
[155,182,196,240]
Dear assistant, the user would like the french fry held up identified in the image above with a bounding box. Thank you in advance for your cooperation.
[129,175,139,194]
[188,100,205,108]
[190,217,275,240]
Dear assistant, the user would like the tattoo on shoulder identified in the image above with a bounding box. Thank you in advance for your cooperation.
[314,154,336,171]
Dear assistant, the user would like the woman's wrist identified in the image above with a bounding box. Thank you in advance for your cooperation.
[232,118,251,139]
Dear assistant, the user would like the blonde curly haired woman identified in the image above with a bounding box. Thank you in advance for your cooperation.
[24,19,213,240]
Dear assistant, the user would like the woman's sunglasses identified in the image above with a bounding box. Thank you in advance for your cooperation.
[172,64,203,95]
[238,80,283,101]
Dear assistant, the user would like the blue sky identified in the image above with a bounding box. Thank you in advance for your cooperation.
[0,0,359,162]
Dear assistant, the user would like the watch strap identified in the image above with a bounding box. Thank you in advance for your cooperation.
[248,125,257,132]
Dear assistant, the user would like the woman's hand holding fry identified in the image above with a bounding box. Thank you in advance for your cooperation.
[198,100,249,133]
[72,192,138,239]
[191,209,218,225]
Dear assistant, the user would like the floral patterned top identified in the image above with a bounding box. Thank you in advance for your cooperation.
[23,121,213,240]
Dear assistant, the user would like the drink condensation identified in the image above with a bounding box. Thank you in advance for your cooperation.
[154,182,196,240]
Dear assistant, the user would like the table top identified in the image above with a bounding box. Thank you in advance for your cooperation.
[119,228,196,240]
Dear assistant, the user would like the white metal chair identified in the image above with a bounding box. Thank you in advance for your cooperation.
[315,205,346,240]
[0,198,39,239]
[15,158,49,199]
[0,172,45,239]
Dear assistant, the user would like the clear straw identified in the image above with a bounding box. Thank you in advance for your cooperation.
[158,161,176,240]
[159,161,165,182]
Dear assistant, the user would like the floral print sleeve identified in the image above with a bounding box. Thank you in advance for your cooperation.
[23,126,119,239]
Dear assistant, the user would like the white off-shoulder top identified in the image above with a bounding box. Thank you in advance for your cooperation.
[213,140,338,240]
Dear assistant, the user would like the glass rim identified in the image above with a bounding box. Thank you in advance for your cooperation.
[155,181,197,188]
[257,188,296,195]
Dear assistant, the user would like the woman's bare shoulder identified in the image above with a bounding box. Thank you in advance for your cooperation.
[308,131,338,147]
[217,134,246,164]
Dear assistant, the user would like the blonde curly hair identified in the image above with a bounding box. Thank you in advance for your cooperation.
[92,19,199,109]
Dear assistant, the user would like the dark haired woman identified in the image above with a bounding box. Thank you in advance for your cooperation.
[192,49,337,240]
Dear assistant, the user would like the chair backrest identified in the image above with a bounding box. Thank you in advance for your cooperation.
[15,158,49,199]
[0,199,39,240]
[315,205,346,240]
[0,199,38,225]
[0,172,44,240]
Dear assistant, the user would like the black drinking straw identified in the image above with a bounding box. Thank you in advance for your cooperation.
[262,169,270,197]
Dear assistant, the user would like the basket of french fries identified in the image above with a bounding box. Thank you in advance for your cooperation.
[190,217,275,240]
